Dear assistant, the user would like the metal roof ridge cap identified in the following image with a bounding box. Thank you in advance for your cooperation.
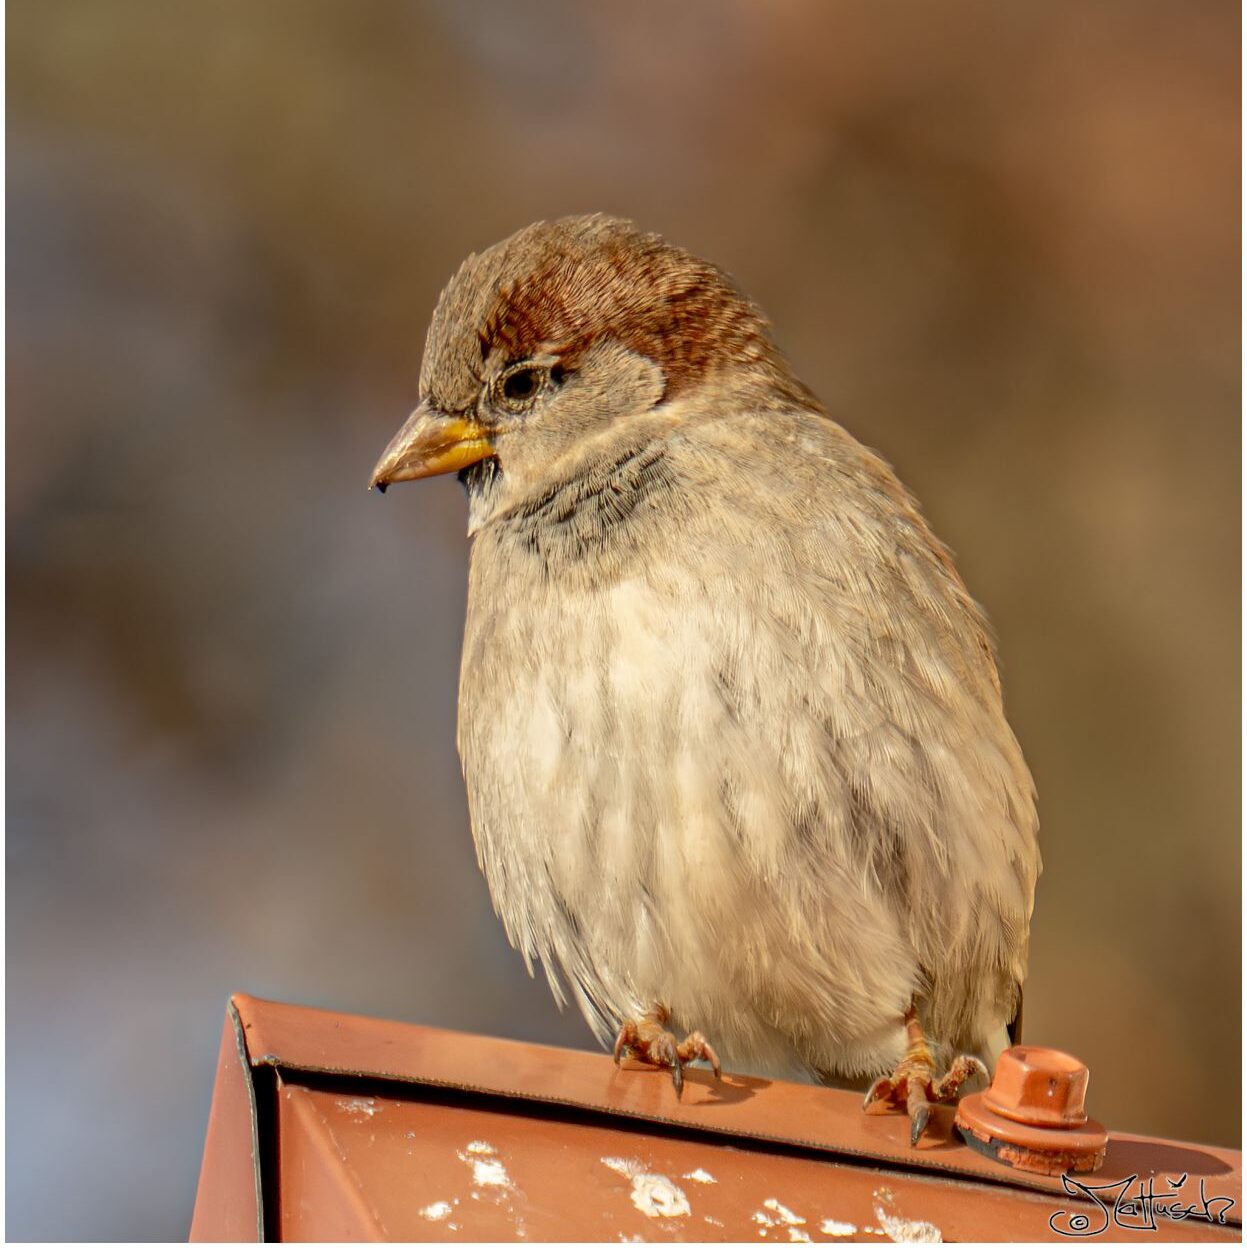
[226,993,1242,1226]
[230,990,592,1067]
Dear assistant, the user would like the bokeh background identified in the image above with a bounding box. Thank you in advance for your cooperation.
[7,0,1240,1238]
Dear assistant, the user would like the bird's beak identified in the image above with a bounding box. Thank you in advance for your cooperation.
[369,403,494,493]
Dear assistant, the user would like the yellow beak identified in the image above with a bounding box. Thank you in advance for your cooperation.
[369,403,495,492]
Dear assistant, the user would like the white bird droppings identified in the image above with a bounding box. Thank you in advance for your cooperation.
[683,1167,717,1184]
[335,1097,379,1118]
[763,1199,805,1226]
[753,1200,809,1241]
[873,1190,942,1243]
[468,1157,512,1188]
[820,1218,858,1237]
[457,1141,515,1192]
[599,1157,690,1219]
[630,1173,691,1219]
[419,1201,453,1222]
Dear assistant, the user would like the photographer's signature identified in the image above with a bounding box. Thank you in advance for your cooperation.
[1049,1172,1236,1236]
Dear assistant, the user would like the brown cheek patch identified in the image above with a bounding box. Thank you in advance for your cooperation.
[481,237,774,402]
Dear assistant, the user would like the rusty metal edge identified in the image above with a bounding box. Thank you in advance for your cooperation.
[230,994,1242,1231]
[229,998,266,1243]
[190,1001,265,1242]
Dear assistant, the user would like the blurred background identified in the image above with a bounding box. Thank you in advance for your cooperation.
[6,0,1240,1238]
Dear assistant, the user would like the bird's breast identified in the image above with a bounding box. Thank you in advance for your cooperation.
[457,559,770,1012]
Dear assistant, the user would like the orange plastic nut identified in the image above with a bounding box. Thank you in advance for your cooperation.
[956,1046,1107,1176]
[984,1045,1090,1128]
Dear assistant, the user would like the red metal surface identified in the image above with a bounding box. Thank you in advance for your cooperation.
[272,1079,1233,1243]
[191,994,1242,1242]
[234,994,1241,1207]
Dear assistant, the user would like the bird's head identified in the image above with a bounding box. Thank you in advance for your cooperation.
[369,214,799,522]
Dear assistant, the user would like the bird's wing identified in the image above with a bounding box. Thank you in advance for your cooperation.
[667,405,1041,1051]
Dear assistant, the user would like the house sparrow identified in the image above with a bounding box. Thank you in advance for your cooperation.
[371,215,1040,1144]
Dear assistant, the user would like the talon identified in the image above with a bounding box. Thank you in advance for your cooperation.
[703,1040,722,1081]
[675,1029,721,1079]
[863,1076,892,1110]
[861,1004,981,1147]
[654,1032,678,1069]
[608,1005,720,1097]
[612,1020,637,1066]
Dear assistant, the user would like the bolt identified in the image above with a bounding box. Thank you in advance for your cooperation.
[983,1046,1089,1129]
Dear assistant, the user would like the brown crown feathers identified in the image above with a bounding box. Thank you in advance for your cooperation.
[420,214,811,416]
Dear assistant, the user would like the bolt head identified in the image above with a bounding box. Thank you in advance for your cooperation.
[983,1046,1089,1128]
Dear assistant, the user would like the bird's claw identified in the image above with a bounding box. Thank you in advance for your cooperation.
[910,1101,931,1148]
[612,1005,722,1098]
[864,1052,988,1145]
[863,1005,986,1146]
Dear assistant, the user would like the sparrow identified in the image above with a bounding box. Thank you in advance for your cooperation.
[371,215,1040,1144]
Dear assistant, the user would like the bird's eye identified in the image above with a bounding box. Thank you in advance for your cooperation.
[499,366,543,407]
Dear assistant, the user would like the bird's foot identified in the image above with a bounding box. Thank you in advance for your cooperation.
[613,1002,722,1097]
[862,1005,987,1146]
